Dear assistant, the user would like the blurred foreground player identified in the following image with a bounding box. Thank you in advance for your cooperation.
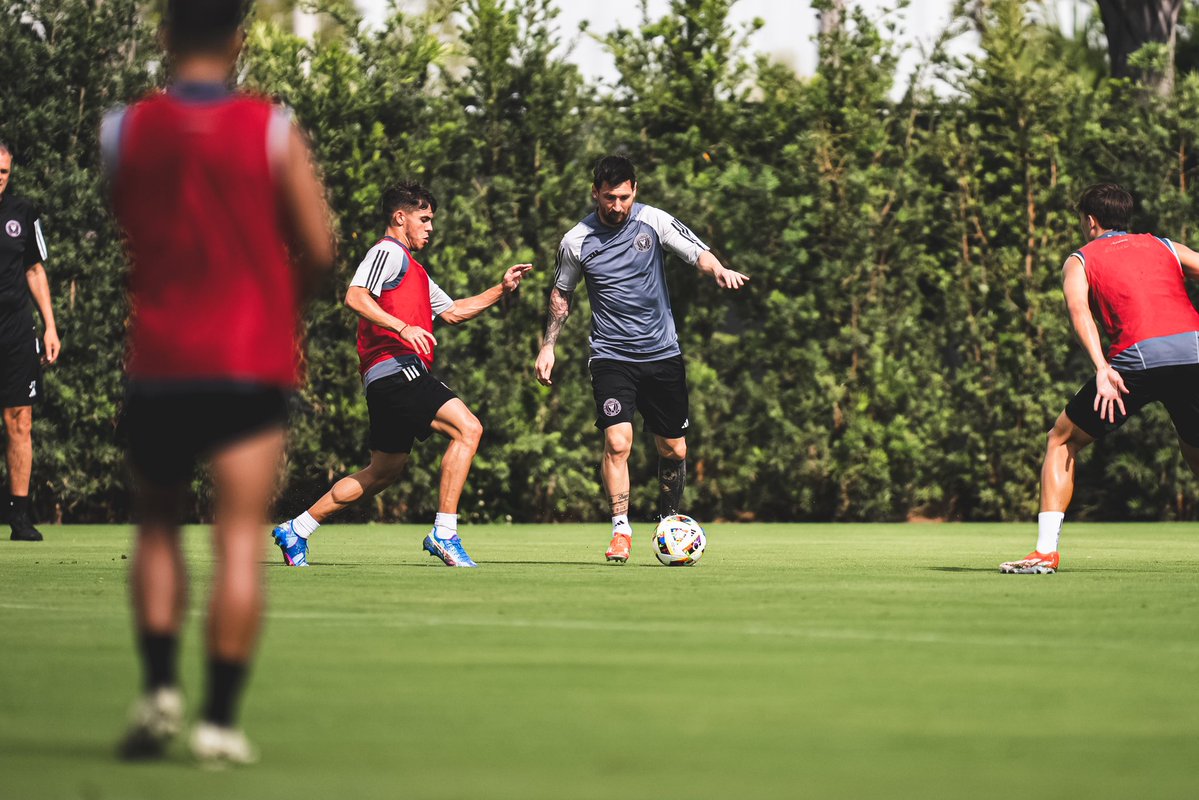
[102,0,334,763]
[1002,183,1199,574]
[272,182,531,568]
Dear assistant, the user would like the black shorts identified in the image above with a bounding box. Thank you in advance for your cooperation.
[1064,363,1199,445]
[589,355,690,439]
[366,371,458,454]
[0,326,42,408]
[119,382,290,485]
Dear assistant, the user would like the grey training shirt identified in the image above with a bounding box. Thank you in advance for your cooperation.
[554,203,708,362]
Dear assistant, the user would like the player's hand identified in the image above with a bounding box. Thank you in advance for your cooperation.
[535,346,555,386]
[1093,366,1129,423]
[715,266,749,290]
[400,324,437,356]
[503,263,534,294]
[42,328,60,365]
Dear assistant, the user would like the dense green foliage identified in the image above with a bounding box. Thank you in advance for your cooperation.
[6,0,1199,522]
[5,524,1199,798]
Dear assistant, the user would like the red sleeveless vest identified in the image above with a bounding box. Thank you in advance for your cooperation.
[356,238,436,373]
[113,91,300,388]
[1078,233,1199,359]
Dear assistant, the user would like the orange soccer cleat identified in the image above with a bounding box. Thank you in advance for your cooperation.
[999,551,1060,574]
[605,532,631,564]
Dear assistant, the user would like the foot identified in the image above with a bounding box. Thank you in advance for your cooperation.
[605,532,631,564]
[117,687,185,760]
[10,522,43,541]
[422,531,478,567]
[190,722,259,767]
[271,521,309,567]
[1000,550,1060,574]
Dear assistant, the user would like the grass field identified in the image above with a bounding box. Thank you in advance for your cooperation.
[2,522,1199,799]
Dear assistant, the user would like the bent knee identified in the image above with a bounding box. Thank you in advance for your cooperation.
[456,416,483,450]
[1047,414,1089,452]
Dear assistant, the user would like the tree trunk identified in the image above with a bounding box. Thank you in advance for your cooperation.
[1096,0,1183,94]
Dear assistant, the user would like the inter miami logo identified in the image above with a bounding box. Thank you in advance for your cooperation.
[603,398,622,417]
[634,233,652,252]
[5,220,20,238]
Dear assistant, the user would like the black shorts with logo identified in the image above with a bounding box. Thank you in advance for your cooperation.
[0,322,43,408]
[119,382,290,485]
[366,369,458,454]
[1065,363,1199,445]
[589,355,689,439]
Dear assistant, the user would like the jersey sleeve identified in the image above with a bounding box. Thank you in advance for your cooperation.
[639,205,709,265]
[553,227,586,292]
[24,207,47,267]
[428,277,454,316]
[349,243,407,296]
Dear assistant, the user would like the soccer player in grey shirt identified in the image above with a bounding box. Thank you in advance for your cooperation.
[535,155,748,563]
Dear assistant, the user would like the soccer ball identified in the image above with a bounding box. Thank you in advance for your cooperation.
[652,514,706,566]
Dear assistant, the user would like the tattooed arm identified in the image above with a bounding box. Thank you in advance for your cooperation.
[535,286,571,386]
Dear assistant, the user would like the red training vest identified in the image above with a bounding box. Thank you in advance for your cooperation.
[112,91,301,388]
[1077,233,1199,360]
[356,238,437,374]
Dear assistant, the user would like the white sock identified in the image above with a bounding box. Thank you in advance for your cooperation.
[434,513,458,538]
[612,514,632,537]
[1036,511,1064,554]
[292,511,319,540]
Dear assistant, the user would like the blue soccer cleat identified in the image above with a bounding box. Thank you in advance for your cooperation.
[422,530,478,567]
[272,521,309,567]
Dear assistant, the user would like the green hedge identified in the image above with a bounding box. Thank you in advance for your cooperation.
[3,0,1199,523]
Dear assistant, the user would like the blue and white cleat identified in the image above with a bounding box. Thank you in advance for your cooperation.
[422,531,478,567]
[272,521,309,567]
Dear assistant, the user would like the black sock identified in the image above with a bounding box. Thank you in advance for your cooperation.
[658,458,686,519]
[9,495,30,526]
[203,658,249,727]
[139,632,179,691]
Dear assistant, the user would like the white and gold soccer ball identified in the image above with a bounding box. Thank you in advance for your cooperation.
[652,514,706,566]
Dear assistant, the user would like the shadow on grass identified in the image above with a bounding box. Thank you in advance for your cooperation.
[926,566,1003,573]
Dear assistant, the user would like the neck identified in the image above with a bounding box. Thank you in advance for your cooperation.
[386,226,410,249]
[172,55,234,86]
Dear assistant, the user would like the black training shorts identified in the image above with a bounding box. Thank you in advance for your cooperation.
[366,370,457,454]
[1064,363,1199,445]
[119,383,290,485]
[589,355,690,439]
[0,325,42,408]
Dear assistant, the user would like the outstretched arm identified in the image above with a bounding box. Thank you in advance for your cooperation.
[438,263,533,325]
[1063,255,1126,423]
[696,250,749,290]
[535,287,572,386]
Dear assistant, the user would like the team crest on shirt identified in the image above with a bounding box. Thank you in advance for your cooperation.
[4,220,20,238]
[634,233,652,252]
[603,398,622,417]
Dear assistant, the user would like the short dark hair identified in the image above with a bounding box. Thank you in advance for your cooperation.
[165,0,249,55]
[382,181,437,225]
[1076,183,1133,231]
[593,155,637,189]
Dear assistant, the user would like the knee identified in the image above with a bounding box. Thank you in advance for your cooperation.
[658,440,687,461]
[604,433,633,462]
[4,409,31,439]
[1046,417,1087,458]
[457,415,483,452]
